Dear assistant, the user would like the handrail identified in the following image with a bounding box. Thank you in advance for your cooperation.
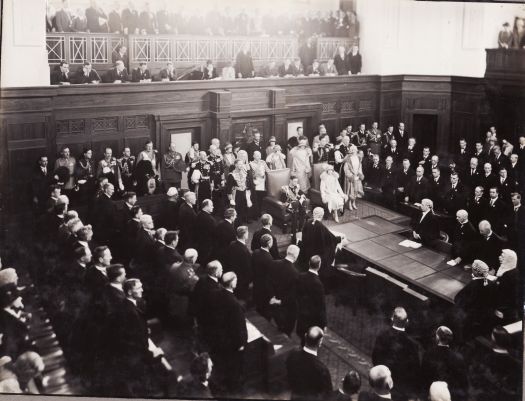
[485,48,525,78]
[46,33,354,67]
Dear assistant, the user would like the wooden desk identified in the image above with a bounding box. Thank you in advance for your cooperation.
[337,216,470,303]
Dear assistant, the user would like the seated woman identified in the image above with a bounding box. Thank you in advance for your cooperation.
[320,164,347,223]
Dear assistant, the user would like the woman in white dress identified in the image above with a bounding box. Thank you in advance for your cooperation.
[266,144,287,170]
[320,164,348,222]
[343,144,364,210]
[288,136,313,191]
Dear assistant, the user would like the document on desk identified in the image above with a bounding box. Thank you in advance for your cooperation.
[399,239,422,249]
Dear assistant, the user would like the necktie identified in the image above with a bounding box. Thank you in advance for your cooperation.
[417,178,421,183]
[461,149,464,154]
[452,184,456,189]
[515,207,519,212]
[472,169,475,175]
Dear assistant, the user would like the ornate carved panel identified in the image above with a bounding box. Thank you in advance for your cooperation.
[56,119,85,135]
[92,117,118,132]
[125,115,149,130]
[322,102,337,113]
[359,99,373,111]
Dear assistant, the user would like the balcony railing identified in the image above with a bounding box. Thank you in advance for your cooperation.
[485,49,525,79]
[47,33,353,70]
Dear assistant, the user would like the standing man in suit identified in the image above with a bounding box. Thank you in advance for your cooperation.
[405,166,430,204]
[84,246,111,296]
[334,46,349,75]
[195,199,217,266]
[421,326,468,401]
[178,191,197,251]
[443,173,468,216]
[92,183,117,246]
[85,0,108,33]
[208,272,247,395]
[357,365,394,401]
[429,167,447,211]
[269,244,300,337]
[486,187,509,236]
[508,193,524,250]
[393,122,408,149]
[286,326,332,400]
[213,208,237,266]
[490,145,510,172]
[497,167,515,203]
[371,307,420,401]
[447,210,477,267]
[467,186,488,227]
[384,139,401,165]
[31,156,54,213]
[251,234,275,320]
[411,198,440,245]
[480,163,498,194]
[296,256,327,345]
[402,137,419,168]
[381,156,396,208]
[300,207,342,286]
[455,138,470,177]
[225,226,252,302]
[251,214,279,259]
[474,220,505,269]
[464,157,481,192]
[395,159,415,203]
[235,43,255,78]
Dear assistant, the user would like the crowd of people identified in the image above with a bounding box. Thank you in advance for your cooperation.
[50,41,362,85]
[498,16,525,49]
[2,121,522,399]
[47,0,359,39]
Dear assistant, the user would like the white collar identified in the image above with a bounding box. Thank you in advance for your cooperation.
[78,240,88,246]
[261,247,270,253]
[496,263,516,278]
[127,297,137,306]
[421,210,430,218]
[110,283,123,291]
[95,265,107,275]
[302,346,318,356]
[493,347,509,354]
[392,325,405,332]
[4,307,22,319]
[209,275,218,282]
[237,239,246,245]
[285,256,295,263]
[308,269,319,276]
[377,394,392,399]
[226,288,234,293]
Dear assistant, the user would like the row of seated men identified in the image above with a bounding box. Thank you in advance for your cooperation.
[29,182,521,401]
[47,0,358,38]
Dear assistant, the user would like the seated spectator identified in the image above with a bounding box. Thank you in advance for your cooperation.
[132,62,152,83]
[260,61,279,78]
[74,61,101,84]
[50,61,71,85]
[106,60,130,83]
[159,61,176,81]
[331,370,361,401]
[279,59,294,77]
[321,58,337,76]
[291,58,305,76]
[202,60,218,80]
[498,22,513,49]
[221,61,236,80]
[306,59,322,76]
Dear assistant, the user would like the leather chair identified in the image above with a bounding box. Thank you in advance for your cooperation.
[308,163,325,208]
[261,168,292,232]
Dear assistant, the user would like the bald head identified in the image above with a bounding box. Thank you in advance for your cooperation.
[221,271,237,290]
[391,307,408,328]
[184,248,198,263]
[286,244,300,262]
[456,209,468,224]
[368,365,393,394]
[478,220,492,236]
[304,326,324,348]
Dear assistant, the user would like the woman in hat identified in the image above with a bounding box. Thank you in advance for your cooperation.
[223,142,236,172]
[266,145,287,170]
[343,145,364,210]
[265,136,277,158]
[320,164,347,223]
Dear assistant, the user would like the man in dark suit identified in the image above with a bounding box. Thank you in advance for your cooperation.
[405,166,430,204]
[364,154,384,189]
[213,208,237,266]
[75,61,101,84]
[418,147,432,175]
[371,307,420,401]
[395,159,415,203]
[464,157,482,192]
[411,198,440,245]
[421,326,468,401]
[106,60,130,83]
[235,44,255,78]
[473,142,488,166]
[384,139,401,165]
[91,183,117,246]
[189,261,223,349]
[31,156,54,213]
[301,207,342,285]
[132,214,156,281]
[51,61,71,85]
[455,138,471,177]
[251,214,279,259]
[443,173,468,216]
[429,167,447,211]
[448,210,477,267]
[138,2,157,33]
[467,186,488,227]
[269,244,300,337]
[131,62,152,82]
[178,191,197,251]
[393,122,408,149]
[402,137,419,167]
[474,220,505,269]
[85,0,108,32]
[490,145,510,172]
[381,156,396,208]
[244,130,263,161]
[480,162,498,195]
[122,3,139,34]
[251,234,275,320]
[202,60,218,80]
[286,326,332,400]
[358,365,394,401]
[296,256,327,345]
[84,246,111,296]
[208,272,247,394]
[195,199,217,265]
[108,4,122,33]
[508,154,520,187]
[496,167,516,203]
[225,226,252,301]
[508,193,524,249]
[486,187,509,236]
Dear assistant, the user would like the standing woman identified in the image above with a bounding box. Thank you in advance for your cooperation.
[320,164,347,223]
[226,158,253,224]
[223,142,236,172]
[288,136,313,192]
[343,145,364,210]
[249,151,270,218]
[137,140,160,179]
